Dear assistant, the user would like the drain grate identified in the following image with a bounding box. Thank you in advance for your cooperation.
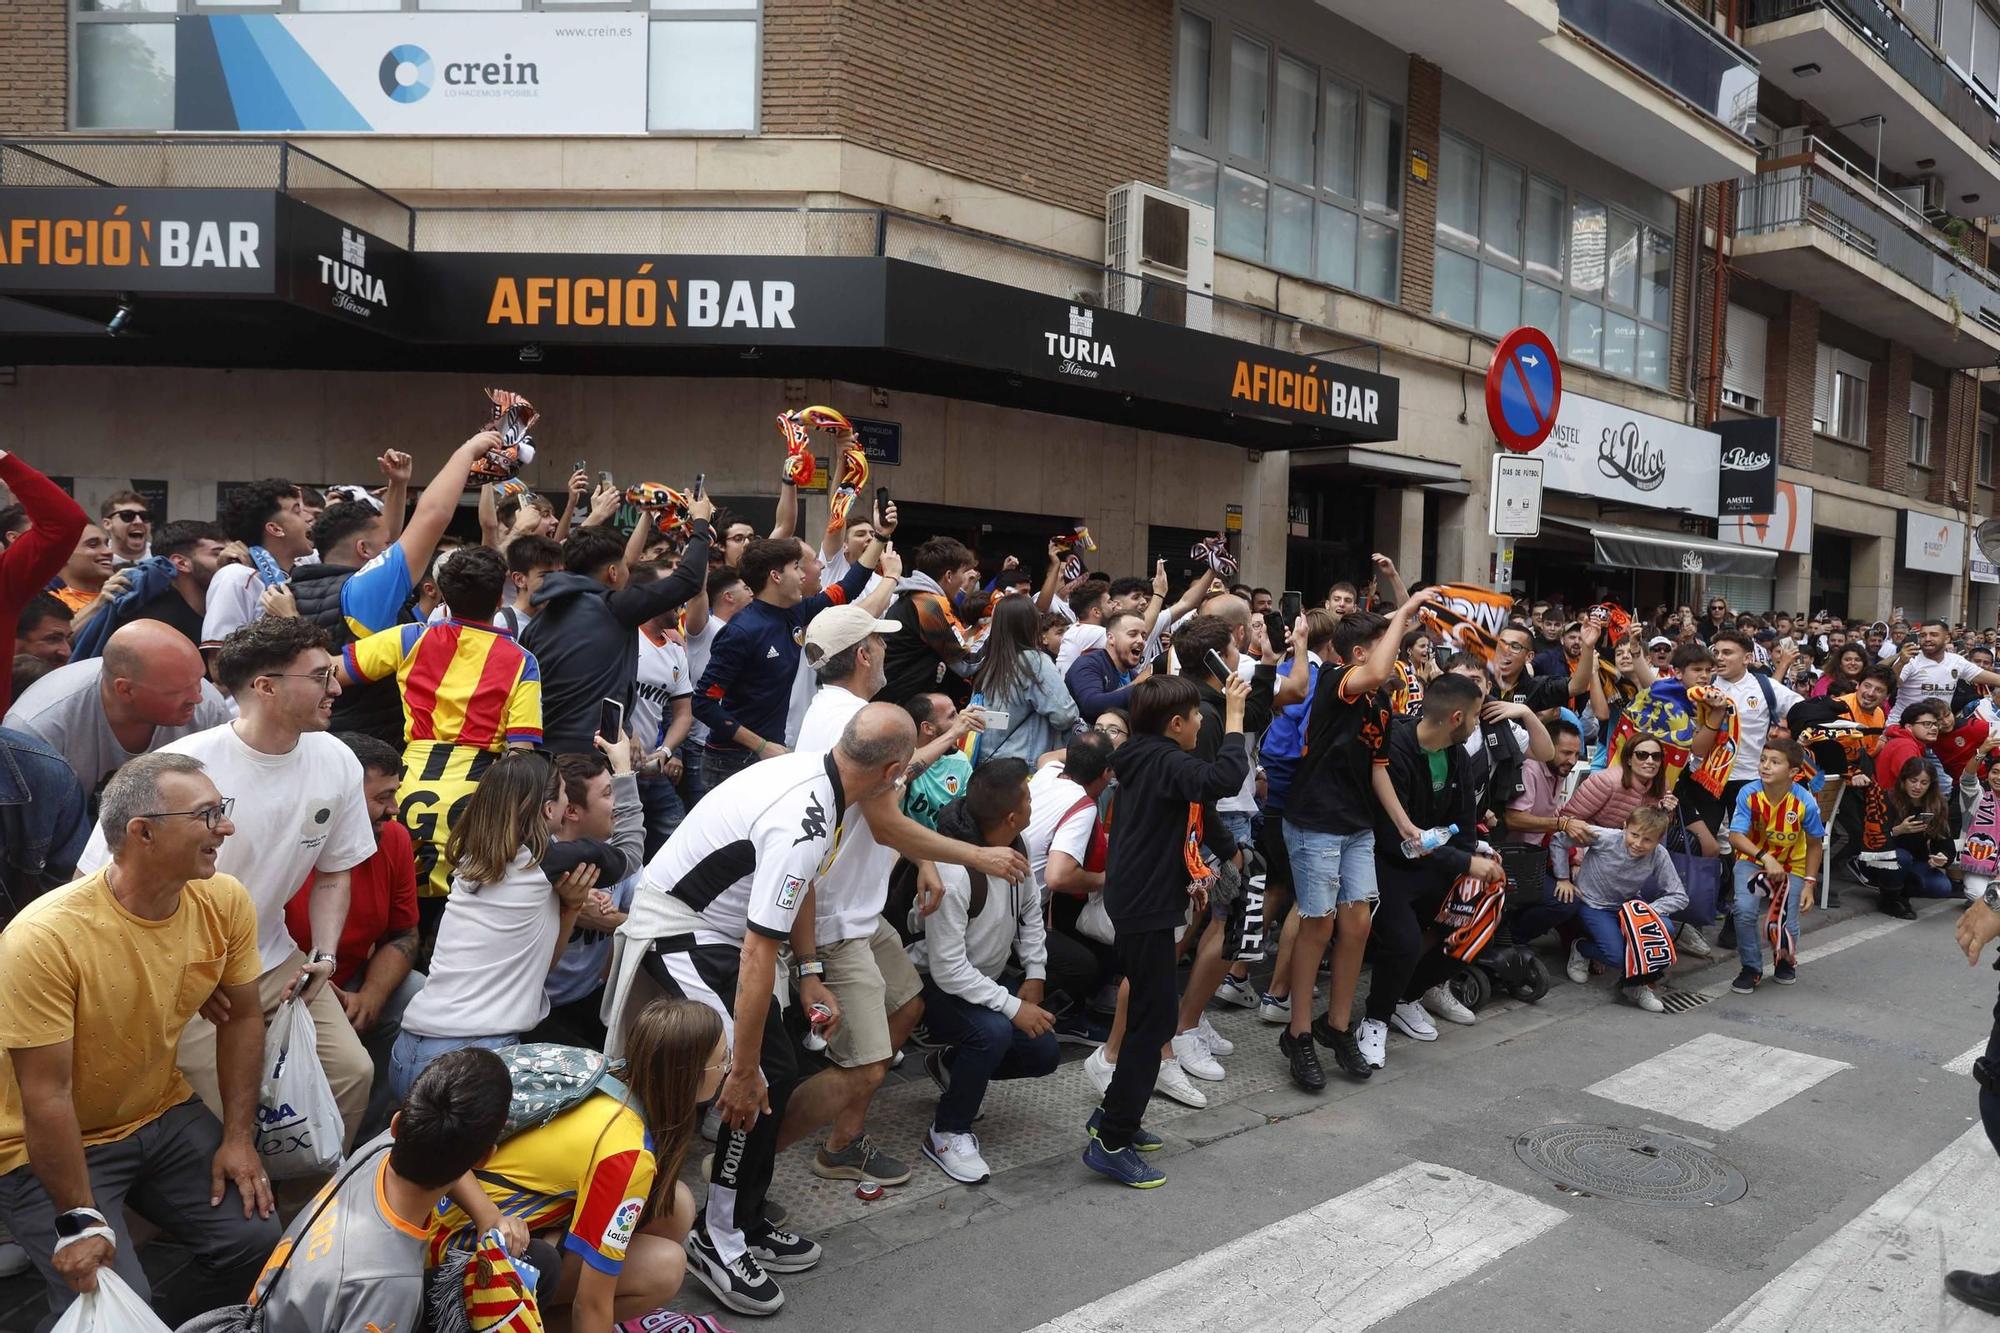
[1514,1123,1747,1207]
[1658,989,1714,1014]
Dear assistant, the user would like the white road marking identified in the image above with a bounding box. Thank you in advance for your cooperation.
[1946,1043,1984,1076]
[1584,1032,1851,1131]
[1024,1161,1566,1333]
[1796,917,1918,965]
[1705,1124,2000,1332]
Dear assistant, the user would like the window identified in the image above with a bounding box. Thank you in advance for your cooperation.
[1174,11,1211,138]
[1910,382,1935,468]
[1721,304,1767,412]
[1168,9,1402,301]
[1982,419,1996,485]
[72,0,761,131]
[1814,343,1870,443]
[1432,131,1673,386]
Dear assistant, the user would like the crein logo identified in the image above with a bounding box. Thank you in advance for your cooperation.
[1719,446,1772,472]
[378,45,434,102]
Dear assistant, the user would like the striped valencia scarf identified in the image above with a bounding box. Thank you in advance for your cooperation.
[1685,685,1735,798]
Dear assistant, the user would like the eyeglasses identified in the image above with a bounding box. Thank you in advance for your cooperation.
[109,509,150,524]
[705,1050,733,1077]
[139,797,234,831]
[269,667,338,691]
[1098,724,1129,738]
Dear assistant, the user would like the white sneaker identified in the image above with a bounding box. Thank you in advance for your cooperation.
[1171,1029,1226,1080]
[1422,983,1477,1026]
[923,1128,992,1184]
[1676,923,1713,959]
[0,1241,27,1279]
[1623,984,1666,1014]
[1389,1000,1438,1042]
[1195,1013,1234,1057]
[1355,1018,1389,1069]
[1154,1055,1209,1107]
[1256,992,1291,1024]
[1566,940,1590,985]
[1084,1046,1115,1096]
[1213,973,1257,1008]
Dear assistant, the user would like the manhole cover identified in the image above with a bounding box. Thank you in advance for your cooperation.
[1514,1123,1746,1207]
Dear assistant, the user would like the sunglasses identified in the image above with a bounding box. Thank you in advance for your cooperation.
[1630,750,1664,762]
[109,509,150,524]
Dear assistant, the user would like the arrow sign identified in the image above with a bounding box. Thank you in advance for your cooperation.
[1486,326,1563,454]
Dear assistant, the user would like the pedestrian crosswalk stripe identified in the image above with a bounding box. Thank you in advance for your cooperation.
[1703,1124,2000,1332]
[1023,1161,1566,1333]
[1946,1042,1983,1076]
[1584,1032,1852,1132]
[1795,917,1917,965]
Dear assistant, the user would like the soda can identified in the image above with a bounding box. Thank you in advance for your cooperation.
[802,1001,834,1053]
[855,1180,883,1202]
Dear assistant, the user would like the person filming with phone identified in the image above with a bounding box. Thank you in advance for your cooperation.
[1857,755,1957,917]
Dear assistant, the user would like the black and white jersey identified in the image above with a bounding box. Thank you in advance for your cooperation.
[640,750,848,946]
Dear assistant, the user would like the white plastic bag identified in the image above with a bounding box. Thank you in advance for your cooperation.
[51,1269,172,1332]
[256,996,343,1180]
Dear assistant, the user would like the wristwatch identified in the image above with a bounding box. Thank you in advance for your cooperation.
[795,959,825,980]
[307,949,336,968]
[1983,883,2000,913]
[54,1208,105,1239]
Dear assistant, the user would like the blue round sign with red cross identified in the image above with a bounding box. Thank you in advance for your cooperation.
[1486,326,1563,454]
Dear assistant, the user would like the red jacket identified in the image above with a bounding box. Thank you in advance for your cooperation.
[1875,726,1928,789]
[0,456,86,714]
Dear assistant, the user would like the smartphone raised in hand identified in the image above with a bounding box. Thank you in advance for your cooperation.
[1203,648,1233,684]
[598,698,626,745]
[1280,590,1303,623]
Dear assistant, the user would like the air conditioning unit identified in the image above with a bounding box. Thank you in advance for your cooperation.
[1890,174,1947,217]
[1105,181,1215,332]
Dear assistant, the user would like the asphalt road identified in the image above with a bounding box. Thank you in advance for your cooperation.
[720,894,2000,1333]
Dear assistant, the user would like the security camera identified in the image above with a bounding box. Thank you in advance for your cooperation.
[105,300,134,338]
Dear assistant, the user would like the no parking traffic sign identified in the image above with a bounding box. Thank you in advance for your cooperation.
[1486,327,1562,454]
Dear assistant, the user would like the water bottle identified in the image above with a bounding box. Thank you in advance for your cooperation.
[1400,823,1458,859]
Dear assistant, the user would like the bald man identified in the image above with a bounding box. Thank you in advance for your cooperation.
[609,703,996,1316]
[3,620,233,800]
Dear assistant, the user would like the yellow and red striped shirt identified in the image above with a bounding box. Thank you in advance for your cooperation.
[345,618,542,751]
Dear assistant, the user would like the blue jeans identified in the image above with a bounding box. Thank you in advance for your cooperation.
[389,1031,518,1102]
[1281,822,1378,917]
[638,773,687,860]
[1574,902,1658,986]
[920,981,1059,1135]
[1731,861,1803,972]
[1863,848,1955,898]
[699,743,757,798]
[678,741,705,809]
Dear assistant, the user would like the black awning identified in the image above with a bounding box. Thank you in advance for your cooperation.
[1,185,1400,452]
[1545,516,1779,577]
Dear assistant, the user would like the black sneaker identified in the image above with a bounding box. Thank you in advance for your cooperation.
[1052,1010,1111,1046]
[685,1226,784,1316]
[745,1221,822,1273]
[1772,961,1797,985]
[1947,1268,2000,1316]
[1310,1016,1373,1080]
[1280,1030,1326,1092]
[924,1048,952,1093]
[1730,966,1760,995]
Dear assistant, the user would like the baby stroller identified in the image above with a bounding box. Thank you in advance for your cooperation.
[1442,841,1553,1012]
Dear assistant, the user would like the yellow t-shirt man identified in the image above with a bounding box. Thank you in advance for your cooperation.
[0,869,262,1175]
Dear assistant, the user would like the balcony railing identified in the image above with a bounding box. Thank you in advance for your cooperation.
[1557,0,1762,136]
[1743,0,2000,159]
[1735,135,2000,331]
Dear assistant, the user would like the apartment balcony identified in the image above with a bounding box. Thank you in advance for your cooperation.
[1315,0,1757,189]
[1743,0,2000,210]
[1734,137,2000,367]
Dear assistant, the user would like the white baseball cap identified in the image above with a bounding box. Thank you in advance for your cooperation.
[804,604,900,669]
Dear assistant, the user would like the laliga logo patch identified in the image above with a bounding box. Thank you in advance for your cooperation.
[777,874,805,911]
[604,1197,644,1252]
[379,45,434,102]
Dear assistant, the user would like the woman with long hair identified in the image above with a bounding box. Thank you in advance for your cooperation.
[392,738,642,1098]
[1861,755,1956,917]
[1812,641,1871,699]
[972,594,1080,765]
[438,997,728,1329]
